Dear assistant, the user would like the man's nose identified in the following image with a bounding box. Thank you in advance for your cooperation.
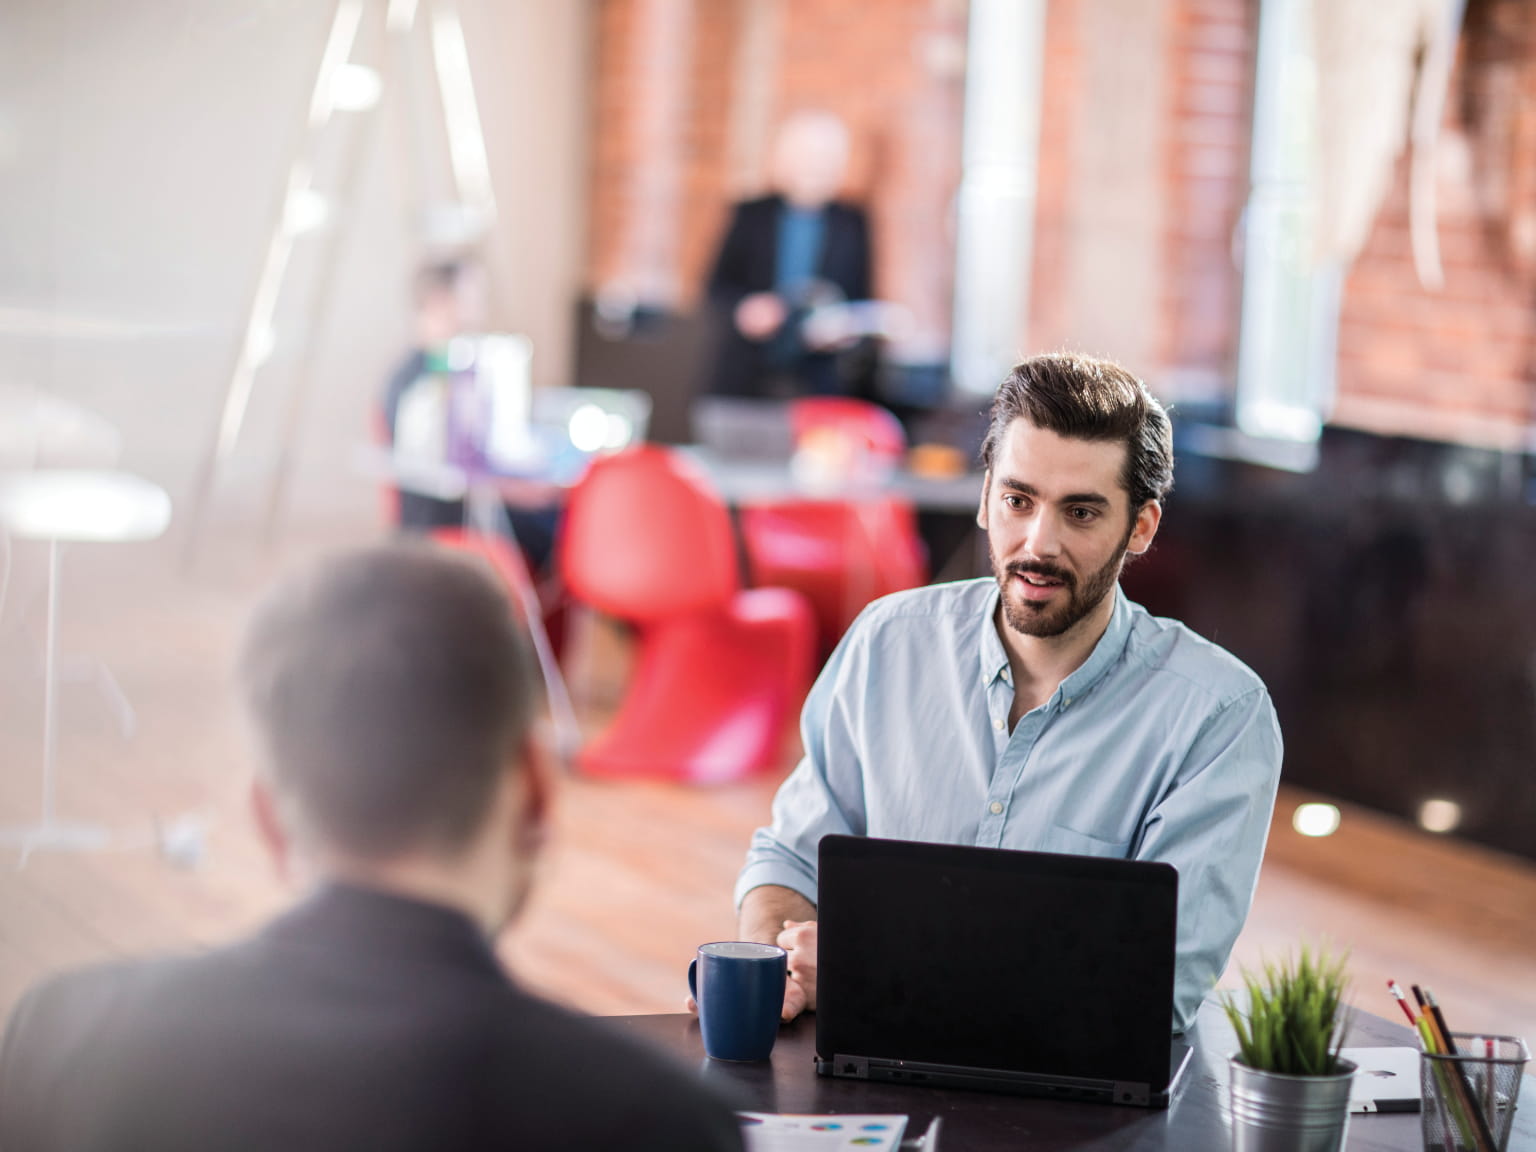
[1021,510,1063,559]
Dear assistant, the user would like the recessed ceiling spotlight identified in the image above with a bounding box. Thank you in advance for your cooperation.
[1417,798,1461,835]
[1292,803,1341,838]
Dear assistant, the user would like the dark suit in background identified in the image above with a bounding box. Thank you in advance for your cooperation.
[0,884,741,1152]
[704,194,872,399]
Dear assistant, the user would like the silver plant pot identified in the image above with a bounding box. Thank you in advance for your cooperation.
[1229,1056,1358,1152]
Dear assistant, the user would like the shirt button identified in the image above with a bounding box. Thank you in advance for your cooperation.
[1062,697,1073,708]
[993,718,1004,731]
[989,801,1004,815]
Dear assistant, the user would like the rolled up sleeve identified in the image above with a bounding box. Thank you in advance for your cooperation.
[734,630,870,910]
[1135,686,1282,1032]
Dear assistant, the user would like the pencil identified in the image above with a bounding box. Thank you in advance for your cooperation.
[1419,1017,1462,1152]
[1419,1008,1477,1146]
[1416,1016,1439,1053]
[1387,980,1418,1027]
[1483,1037,1494,1119]
[1423,989,1498,1152]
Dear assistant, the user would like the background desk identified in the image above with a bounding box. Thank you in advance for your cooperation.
[681,450,984,514]
[681,450,988,583]
[610,1005,1535,1151]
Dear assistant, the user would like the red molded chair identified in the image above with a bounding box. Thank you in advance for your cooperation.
[426,527,569,660]
[559,445,815,783]
[740,397,928,657]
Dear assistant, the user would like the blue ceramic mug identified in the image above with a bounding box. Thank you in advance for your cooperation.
[688,941,787,1061]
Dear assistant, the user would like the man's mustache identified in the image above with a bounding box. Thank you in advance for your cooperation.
[1004,560,1074,587]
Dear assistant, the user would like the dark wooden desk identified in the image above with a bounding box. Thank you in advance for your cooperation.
[610,1004,1535,1151]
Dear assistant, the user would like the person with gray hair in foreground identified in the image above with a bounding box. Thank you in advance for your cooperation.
[0,545,742,1152]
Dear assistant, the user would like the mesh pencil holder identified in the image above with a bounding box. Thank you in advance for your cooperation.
[1420,1033,1528,1152]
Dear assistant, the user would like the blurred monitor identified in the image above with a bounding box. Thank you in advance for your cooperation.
[691,396,795,463]
[475,334,536,470]
[531,386,651,455]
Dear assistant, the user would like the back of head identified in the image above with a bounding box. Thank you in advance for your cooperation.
[238,544,540,861]
[981,352,1174,509]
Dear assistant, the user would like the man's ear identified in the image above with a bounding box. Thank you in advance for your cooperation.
[1127,500,1162,555]
[510,728,555,862]
[976,471,991,531]
[249,775,293,886]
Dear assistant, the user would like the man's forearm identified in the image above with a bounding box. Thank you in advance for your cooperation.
[737,884,815,944]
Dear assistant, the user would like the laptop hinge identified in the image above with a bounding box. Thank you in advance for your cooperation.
[1113,1081,1151,1107]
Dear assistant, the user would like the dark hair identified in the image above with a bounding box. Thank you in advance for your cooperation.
[980,353,1174,509]
[412,256,476,305]
[238,544,541,860]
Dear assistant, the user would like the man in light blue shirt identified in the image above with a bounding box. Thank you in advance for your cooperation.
[734,353,1282,1032]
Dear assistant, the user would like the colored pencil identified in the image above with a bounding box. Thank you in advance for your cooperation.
[1422,988,1497,1152]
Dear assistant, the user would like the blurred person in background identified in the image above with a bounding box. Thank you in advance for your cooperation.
[702,110,875,400]
[383,258,561,576]
[0,545,742,1152]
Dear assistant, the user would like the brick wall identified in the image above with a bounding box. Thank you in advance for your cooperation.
[1160,0,1254,393]
[1334,0,1536,446]
[1025,0,1080,358]
[1026,0,1254,394]
[584,0,1535,445]
[587,0,739,305]
[586,0,966,353]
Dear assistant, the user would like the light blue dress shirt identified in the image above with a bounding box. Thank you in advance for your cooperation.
[735,578,1283,1031]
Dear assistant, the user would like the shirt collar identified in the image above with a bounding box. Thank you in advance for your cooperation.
[979,583,1011,684]
[978,583,1134,706]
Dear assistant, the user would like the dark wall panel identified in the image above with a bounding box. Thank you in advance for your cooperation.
[1123,427,1536,862]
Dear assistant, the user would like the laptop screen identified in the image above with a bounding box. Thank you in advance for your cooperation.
[816,835,1179,1091]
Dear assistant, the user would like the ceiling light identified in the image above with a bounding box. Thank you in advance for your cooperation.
[1417,798,1461,835]
[283,187,330,236]
[331,64,381,112]
[1292,803,1341,838]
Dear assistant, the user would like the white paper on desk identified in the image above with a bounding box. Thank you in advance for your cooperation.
[738,1113,907,1151]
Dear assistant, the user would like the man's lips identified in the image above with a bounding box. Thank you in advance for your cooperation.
[1010,567,1070,603]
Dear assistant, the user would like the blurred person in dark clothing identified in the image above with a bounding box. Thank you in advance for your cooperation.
[383,259,560,575]
[0,545,742,1152]
[703,111,874,399]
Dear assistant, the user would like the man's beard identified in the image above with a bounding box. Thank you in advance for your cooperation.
[991,526,1132,640]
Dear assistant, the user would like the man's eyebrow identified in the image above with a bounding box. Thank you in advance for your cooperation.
[995,477,1112,507]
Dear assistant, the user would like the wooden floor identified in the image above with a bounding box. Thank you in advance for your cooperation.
[2,528,1534,1045]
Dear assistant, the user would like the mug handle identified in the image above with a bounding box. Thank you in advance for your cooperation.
[688,957,697,1001]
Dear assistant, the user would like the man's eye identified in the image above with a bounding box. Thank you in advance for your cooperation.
[1003,495,1026,510]
[1070,507,1096,521]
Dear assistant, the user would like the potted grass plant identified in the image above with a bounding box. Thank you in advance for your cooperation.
[1223,945,1357,1152]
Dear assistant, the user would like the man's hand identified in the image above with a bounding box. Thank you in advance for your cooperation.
[682,922,816,1021]
[776,919,818,1020]
[727,884,817,1020]
[800,304,858,352]
[734,292,787,341]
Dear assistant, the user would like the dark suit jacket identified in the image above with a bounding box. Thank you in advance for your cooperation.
[0,885,742,1152]
[703,195,872,398]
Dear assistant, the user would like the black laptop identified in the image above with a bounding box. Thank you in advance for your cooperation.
[814,835,1194,1108]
